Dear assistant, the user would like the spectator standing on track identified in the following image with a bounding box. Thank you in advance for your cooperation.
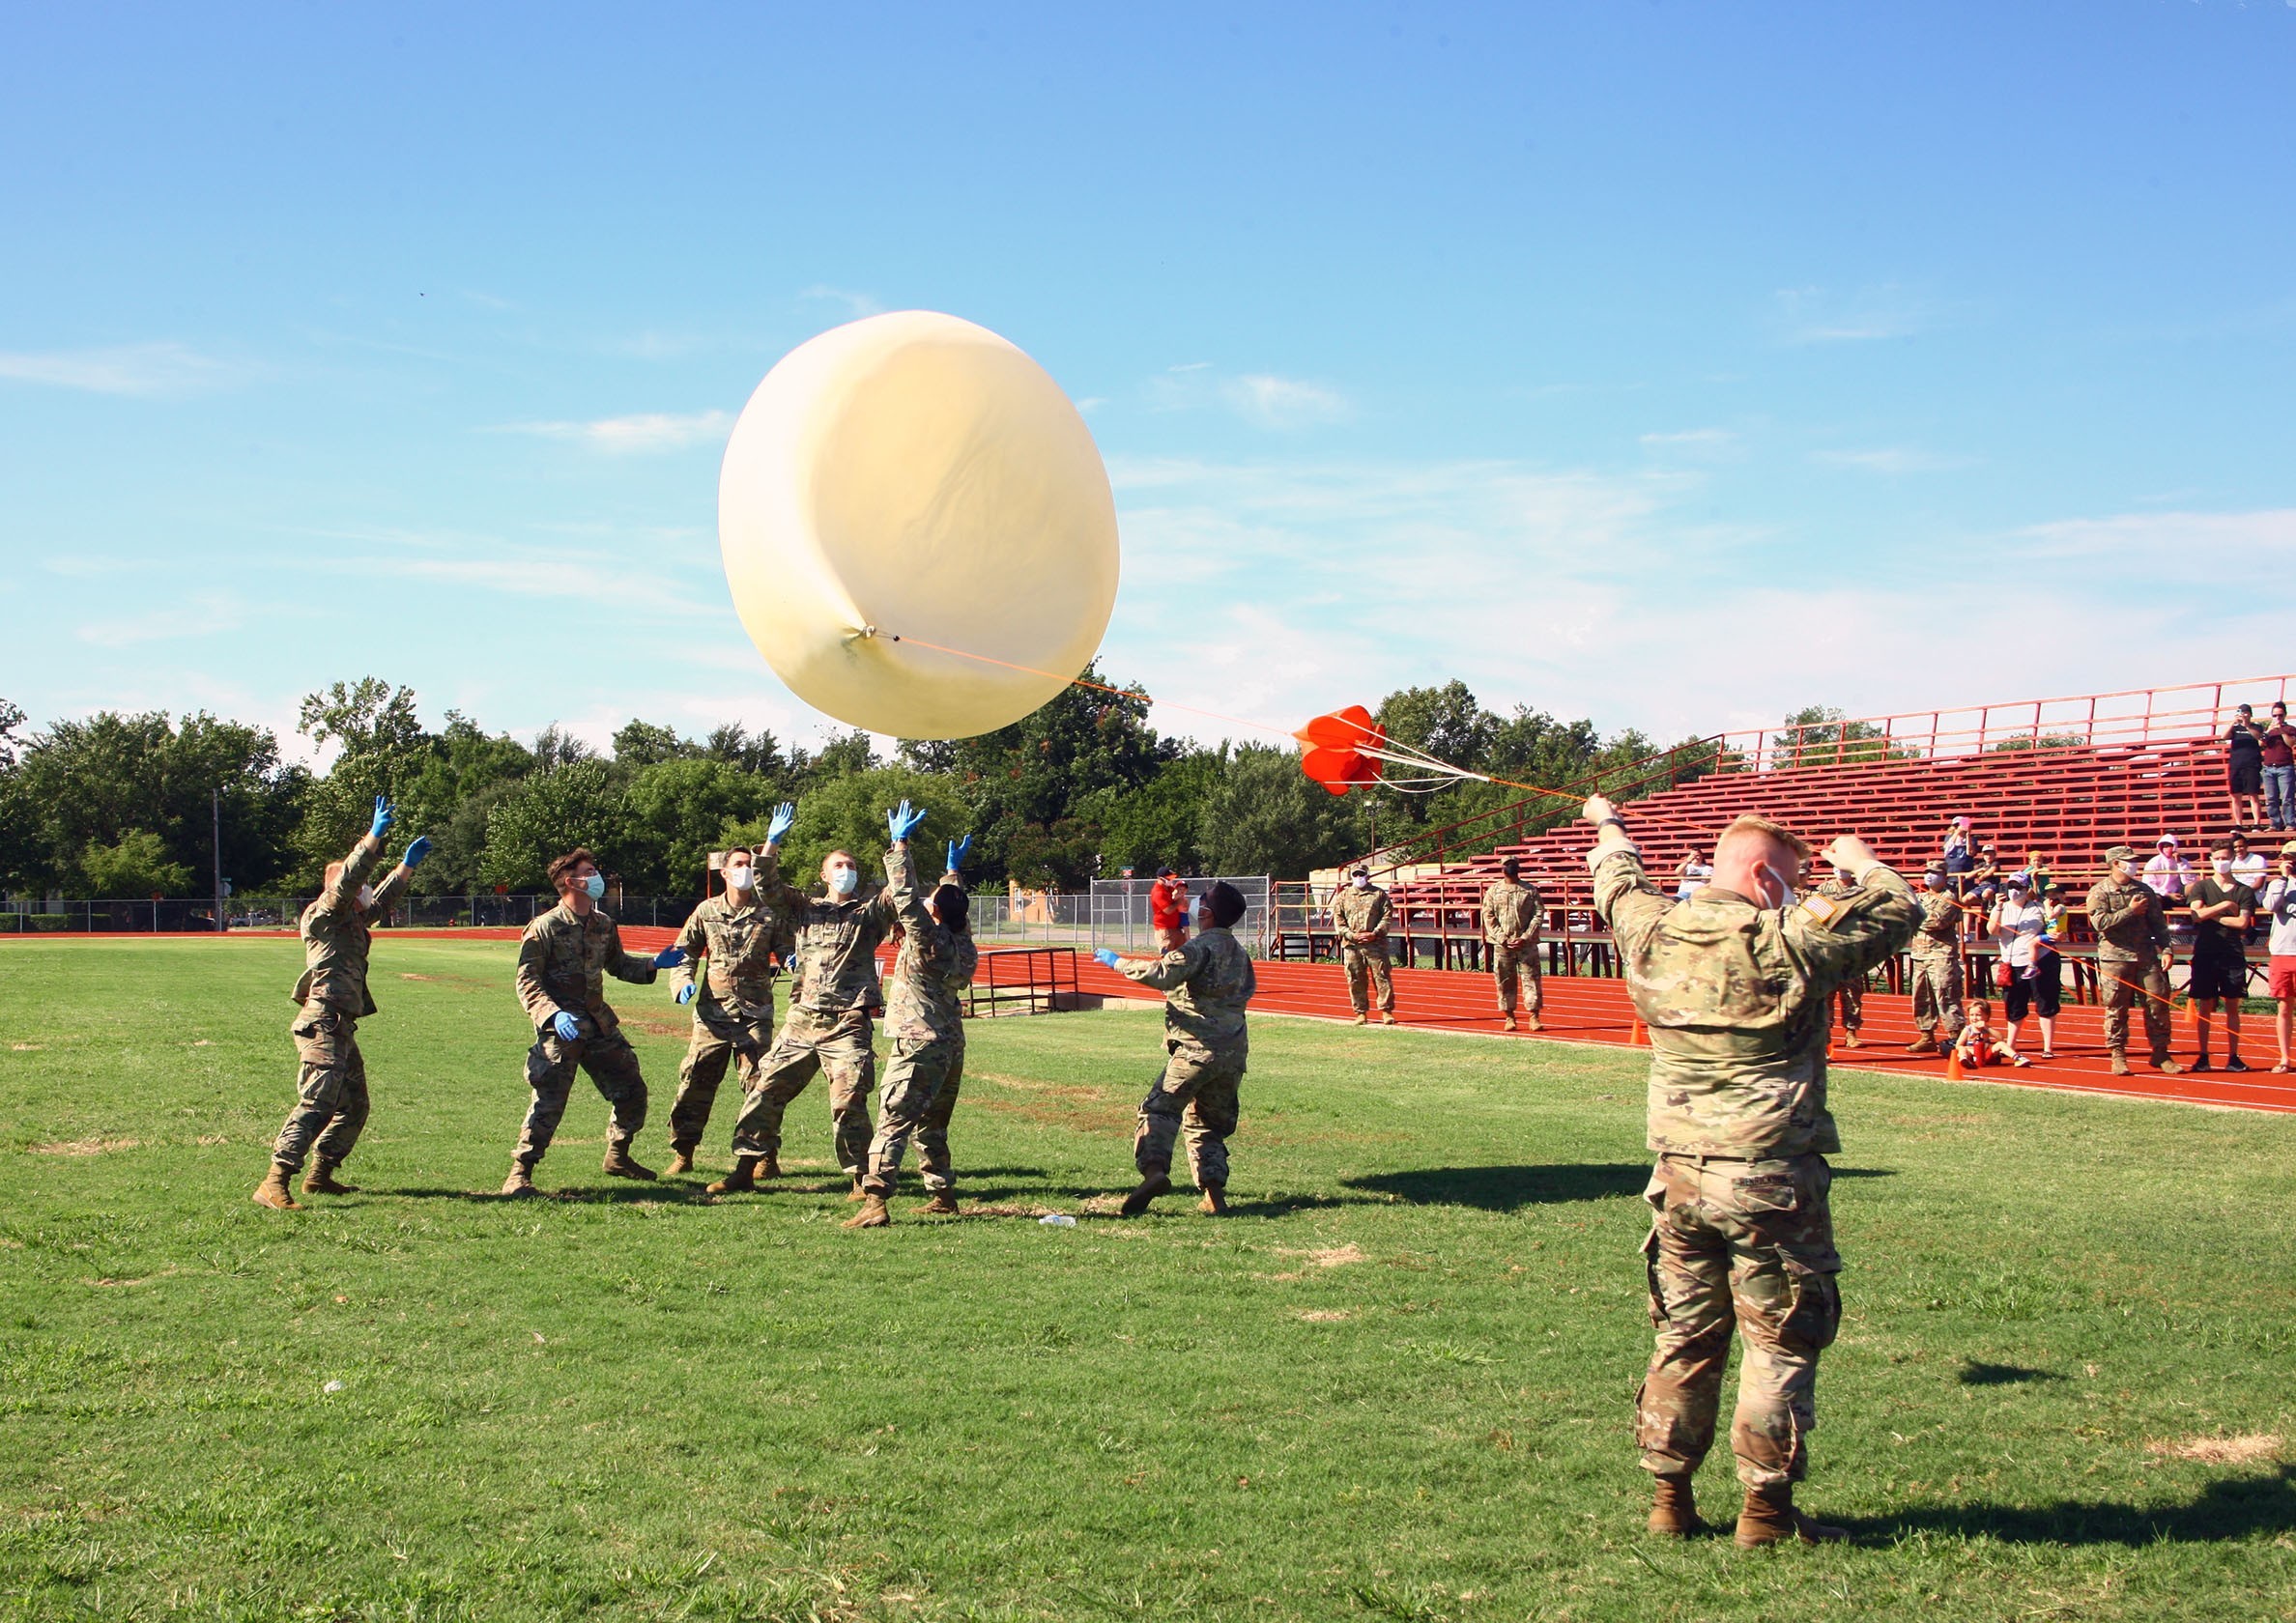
[2262,701,2296,833]
[1907,864,1966,1054]
[1480,857,1544,1033]
[1990,874,2060,1061]
[2185,840,2256,1073]
[2086,845,2180,1078]
[2225,703,2266,830]
[1582,794,1918,1549]
[502,847,689,1196]
[253,796,430,1211]
[1332,864,1397,1025]
[2262,841,2296,1072]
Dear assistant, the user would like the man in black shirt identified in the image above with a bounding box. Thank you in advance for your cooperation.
[2225,704,2265,830]
[2187,839,2257,1072]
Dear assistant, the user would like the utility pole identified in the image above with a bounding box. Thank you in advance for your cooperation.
[212,786,225,933]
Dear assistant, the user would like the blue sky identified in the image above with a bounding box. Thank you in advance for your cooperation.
[4,1,2293,765]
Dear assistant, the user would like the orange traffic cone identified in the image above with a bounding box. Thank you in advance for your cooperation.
[1944,1045,1966,1082]
[1629,1020,1647,1046]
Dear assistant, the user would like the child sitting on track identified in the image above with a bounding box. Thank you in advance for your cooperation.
[1951,997,2029,1068]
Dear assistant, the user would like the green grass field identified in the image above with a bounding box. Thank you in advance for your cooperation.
[3,939,2293,1622]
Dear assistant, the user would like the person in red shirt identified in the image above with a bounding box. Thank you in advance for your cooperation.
[1150,868,1191,952]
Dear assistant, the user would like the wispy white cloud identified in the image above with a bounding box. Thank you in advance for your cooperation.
[77,592,245,647]
[1222,374,1352,429]
[1639,428,1736,450]
[0,341,236,396]
[1812,446,1972,474]
[2014,507,2296,563]
[1774,283,1928,344]
[799,284,883,319]
[497,410,734,453]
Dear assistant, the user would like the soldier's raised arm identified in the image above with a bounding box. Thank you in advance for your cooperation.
[1784,839,1919,992]
[751,802,808,913]
[882,836,935,935]
[365,836,428,920]
[1583,796,1674,956]
[320,796,397,913]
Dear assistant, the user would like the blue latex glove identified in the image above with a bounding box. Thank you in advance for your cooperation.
[401,836,432,869]
[369,796,394,840]
[1093,948,1121,969]
[887,799,928,844]
[946,834,972,872]
[766,802,795,845]
[652,946,688,968]
[674,983,697,1006]
[551,1011,582,1042]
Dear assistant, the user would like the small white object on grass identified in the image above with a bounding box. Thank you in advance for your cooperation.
[1037,1213,1076,1228]
[323,1380,344,1393]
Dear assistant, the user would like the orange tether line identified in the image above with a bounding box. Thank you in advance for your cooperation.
[870,626,1582,803]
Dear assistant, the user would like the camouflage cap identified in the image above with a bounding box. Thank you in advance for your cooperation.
[2102,844,2139,865]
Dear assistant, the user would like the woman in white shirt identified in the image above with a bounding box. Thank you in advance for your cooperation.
[1675,850,1713,902]
[1990,875,2060,1061]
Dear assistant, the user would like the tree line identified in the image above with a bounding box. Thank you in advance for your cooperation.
[0,677,1700,899]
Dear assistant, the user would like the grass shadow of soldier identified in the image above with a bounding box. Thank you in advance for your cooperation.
[1846,1463,2295,1547]
[1342,1163,1649,1211]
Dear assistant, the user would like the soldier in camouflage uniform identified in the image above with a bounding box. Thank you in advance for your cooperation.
[501,847,687,1196]
[662,838,796,1176]
[1102,881,1259,1216]
[1585,795,1919,1548]
[847,808,978,1228]
[2085,843,2181,1077]
[1813,866,1867,1048]
[252,796,428,1210]
[1906,864,1966,1053]
[710,813,900,1196]
[1480,857,1544,1032]
[1332,864,1396,1024]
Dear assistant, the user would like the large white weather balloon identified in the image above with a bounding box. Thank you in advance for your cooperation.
[717,311,1120,740]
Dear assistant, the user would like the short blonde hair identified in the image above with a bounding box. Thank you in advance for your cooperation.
[1713,813,1812,864]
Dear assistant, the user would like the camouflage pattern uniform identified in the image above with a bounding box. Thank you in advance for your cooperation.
[1332,883,1395,1016]
[1480,873,1545,1018]
[735,849,899,1177]
[1117,925,1258,1190]
[1814,876,1865,1038]
[862,842,977,1199]
[511,902,660,1168]
[271,835,409,1175]
[665,887,793,1157]
[1909,886,1966,1039]
[1590,839,1918,1493]
[2085,868,2174,1064]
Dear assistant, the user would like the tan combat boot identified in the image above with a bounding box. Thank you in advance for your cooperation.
[1735,1486,1849,1549]
[600,1144,657,1181]
[706,1156,760,1195]
[500,1162,537,1198]
[2155,1055,2182,1075]
[758,1153,782,1179]
[920,1190,960,1215]
[1352,1013,1367,1026]
[1647,1474,1707,1538]
[1502,1013,1518,1032]
[1524,1014,1542,1033]
[1906,1034,1937,1055]
[1380,1011,1398,1026]
[301,1161,357,1196]
[2109,1049,2132,1075]
[846,1176,867,1202]
[251,1164,301,1210]
[664,1148,695,1177]
[1842,1031,1862,1050]
[1198,1183,1228,1216]
[1119,1173,1172,1216]
[843,1193,892,1229]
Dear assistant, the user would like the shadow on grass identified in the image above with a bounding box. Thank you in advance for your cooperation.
[1959,1360,2061,1385]
[1342,1163,1647,1210]
[1849,1466,2295,1546]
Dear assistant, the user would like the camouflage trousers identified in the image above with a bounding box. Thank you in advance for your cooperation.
[1134,1038,1243,1190]
[1341,941,1394,1015]
[515,1024,647,1167]
[733,1006,875,1176]
[862,1034,964,1198]
[1637,1153,1842,1493]
[1492,944,1542,1016]
[273,1003,369,1172]
[1830,980,1863,1035]
[1909,953,1964,1036]
[668,998,776,1154]
[2098,950,2173,1061]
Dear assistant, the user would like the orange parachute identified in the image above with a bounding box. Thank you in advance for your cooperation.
[1294,705,1385,796]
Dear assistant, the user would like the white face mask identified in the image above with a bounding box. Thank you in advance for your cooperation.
[2213,859,2234,877]
[1351,875,1369,891]
[1756,863,1795,910]
[358,885,375,909]
[580,873,606,901]
[725,865,754,891]
[828,865,859,897]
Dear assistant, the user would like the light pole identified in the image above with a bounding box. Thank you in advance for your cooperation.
[212,786,225,933]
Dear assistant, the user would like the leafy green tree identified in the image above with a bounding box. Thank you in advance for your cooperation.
[78,830,194,897]
[705,723,784,778]
[291,678,435,882]
[1776,705,1915,766]
[394,713,535,894]
[612,719,694,767]
[617,757,776,892]
[479,759,624,892]
[728,767,974,894]
[1196,743,1360,878]
[1078,750,1222,874]
[531,724,598,773]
